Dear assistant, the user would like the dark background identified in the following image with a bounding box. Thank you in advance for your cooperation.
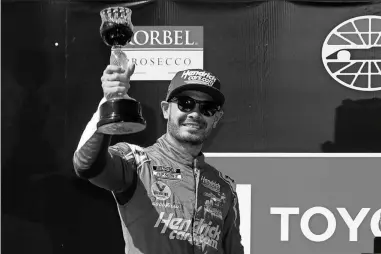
[2,0,381,253]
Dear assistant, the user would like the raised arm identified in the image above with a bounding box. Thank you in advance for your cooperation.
[73,64,137,199]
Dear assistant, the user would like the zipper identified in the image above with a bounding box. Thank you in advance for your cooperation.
[193,165,200,252]
[194,167,200,211]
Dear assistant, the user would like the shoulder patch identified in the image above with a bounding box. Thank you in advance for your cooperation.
[109,143,136,169]
[109,143,133,160]
[128,144,149,167]
[224,174,237,192]
[109,143,149,167]
[224,174,235,184]
[218,172,239,224]
[218,172,237,193]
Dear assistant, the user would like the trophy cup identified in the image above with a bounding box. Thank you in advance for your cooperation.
[97,6,146,135]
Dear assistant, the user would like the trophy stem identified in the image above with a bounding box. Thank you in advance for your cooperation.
[110,46,127,69]
[110,47,128,99]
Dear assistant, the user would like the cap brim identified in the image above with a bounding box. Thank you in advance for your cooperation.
[166,84,225,105]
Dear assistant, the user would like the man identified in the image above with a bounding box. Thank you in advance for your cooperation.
[73,62,244,254]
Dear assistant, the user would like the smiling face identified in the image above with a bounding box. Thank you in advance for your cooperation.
[161,90,224,146]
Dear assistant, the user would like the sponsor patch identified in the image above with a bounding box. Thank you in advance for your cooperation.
[152,201,180,209]
[151,181,172,201]
[203,192,226,220]
[153,171,182,180]
[154,212,221,251]
[153,165,182,180]
[201,176,220,194]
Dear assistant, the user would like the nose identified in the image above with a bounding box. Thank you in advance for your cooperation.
[187,104,203,118]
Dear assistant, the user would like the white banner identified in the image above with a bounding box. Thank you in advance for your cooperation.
[125,50,203,80]
[237,184,252,254]
[122,26,204,80]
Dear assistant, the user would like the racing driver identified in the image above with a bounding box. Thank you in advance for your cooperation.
[73,62,245,254]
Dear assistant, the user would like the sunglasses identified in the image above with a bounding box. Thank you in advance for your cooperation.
[169,96,221,117]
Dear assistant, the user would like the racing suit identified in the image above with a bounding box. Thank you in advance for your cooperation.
[73,99,244,254]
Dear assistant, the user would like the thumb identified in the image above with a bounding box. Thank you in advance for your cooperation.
[125,62,136,81]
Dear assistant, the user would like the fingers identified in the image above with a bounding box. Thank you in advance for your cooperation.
[101,63,135,99]
[103,65,125,75]
[102,82,128,94]
[102,81,129,99]
[101,80,130,90]
[103,63,135,76]
[125,62,136,80]
[102,63,135,82]
[101,72,128,83]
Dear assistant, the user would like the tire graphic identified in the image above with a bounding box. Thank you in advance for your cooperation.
[322,15,381,91]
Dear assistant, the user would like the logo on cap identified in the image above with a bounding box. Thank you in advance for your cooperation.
[180,70,217,86]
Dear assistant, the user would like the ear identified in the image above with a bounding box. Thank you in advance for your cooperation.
[212,110,224,128]
[161,101,170,120]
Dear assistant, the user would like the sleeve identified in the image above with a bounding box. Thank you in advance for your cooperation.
[73,98,137,202]
[222,182,245,254]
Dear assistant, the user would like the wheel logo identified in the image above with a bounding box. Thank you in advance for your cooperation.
[322,15,381,91]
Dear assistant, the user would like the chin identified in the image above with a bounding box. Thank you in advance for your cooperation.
[179,132,205,144]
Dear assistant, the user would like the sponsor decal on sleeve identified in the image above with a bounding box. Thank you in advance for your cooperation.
[203,192,226,220]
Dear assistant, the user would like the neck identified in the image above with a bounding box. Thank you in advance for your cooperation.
[165,133,203,158]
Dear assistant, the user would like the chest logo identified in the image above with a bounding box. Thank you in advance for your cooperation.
[201,176,220,194]
[154,212,221,251]
[153,165,182,180]
[151,181,172,201]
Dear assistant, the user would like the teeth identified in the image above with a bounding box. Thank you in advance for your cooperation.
[184,124,200,128]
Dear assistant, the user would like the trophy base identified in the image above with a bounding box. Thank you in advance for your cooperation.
[97,98,146,135]
[98,122,146,135]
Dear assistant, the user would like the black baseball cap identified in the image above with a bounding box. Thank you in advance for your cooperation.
[165,69,225,106]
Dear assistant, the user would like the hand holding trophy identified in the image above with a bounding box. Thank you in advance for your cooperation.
[97,6,146,135]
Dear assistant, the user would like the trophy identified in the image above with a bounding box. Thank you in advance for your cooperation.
[97,6,146,135]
